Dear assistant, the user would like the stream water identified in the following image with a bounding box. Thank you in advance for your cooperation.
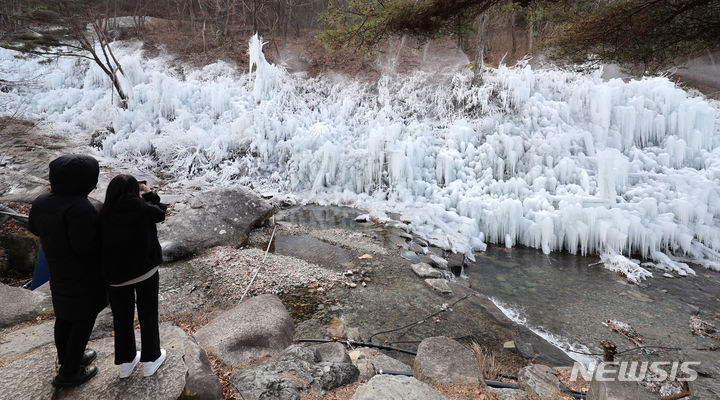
[270,205,720,369]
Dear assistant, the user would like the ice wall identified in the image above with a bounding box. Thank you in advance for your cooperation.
[1,35,720,275]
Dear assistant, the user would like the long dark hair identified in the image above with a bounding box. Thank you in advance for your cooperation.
[100,174,141,219]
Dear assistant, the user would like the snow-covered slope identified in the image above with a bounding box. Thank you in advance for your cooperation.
[2,35,719,276]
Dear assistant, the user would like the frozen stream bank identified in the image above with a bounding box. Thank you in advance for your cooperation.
[2,35,720,279]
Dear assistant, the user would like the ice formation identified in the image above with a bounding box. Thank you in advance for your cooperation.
[1,35,720,277]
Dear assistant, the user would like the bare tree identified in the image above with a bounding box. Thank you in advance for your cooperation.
[3,1,129,107]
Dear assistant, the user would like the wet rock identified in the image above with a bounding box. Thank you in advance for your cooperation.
[587,379,657,400]
[0,282,52,328]
[427,254,448,270]
[351,374,447,400]
[413,336,485,385]
[194,294,294,366]
[424,278,452,294]
[411,263,443,278]
[232,345,358,400]
[400,250,420,263]
[157,188,274,261]
[313,342,351,364]
[517,364,563,398]
[680,349,720,399]
[489,387,528,400]
[514,327,575,366]
[0,323,219,400]
[408,242,428,254]
[0,233,39,275]
[389,235,409,249]
[414,237,428,247]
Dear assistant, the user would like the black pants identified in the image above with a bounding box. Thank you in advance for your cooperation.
[54,316,96,376]
[107,271,161,364]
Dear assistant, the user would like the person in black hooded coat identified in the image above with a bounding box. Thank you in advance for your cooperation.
[100,174,167,378]
[29,154,107,387]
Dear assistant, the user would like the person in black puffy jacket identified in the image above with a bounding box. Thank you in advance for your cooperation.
[99,174,167,378]
[29,154,107,387]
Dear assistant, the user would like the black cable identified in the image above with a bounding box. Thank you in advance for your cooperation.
[298,338,418,355]
[368,294,472,342]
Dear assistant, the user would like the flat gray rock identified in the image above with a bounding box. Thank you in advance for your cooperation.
[0,323,220,400]
[351,374,447,400]
[0,283,52,329]
[517,364,563,398]
[489,387,528,400]
[427,254,448,269]
[195,294,294,366]
[349,347,412,380]
[411,263,443,278]
[158,188,274,261]
[232,344,359,400]
[413,336,484,385]
[587,378,657,400]
[424,278,452,294]
[313,342,351,364]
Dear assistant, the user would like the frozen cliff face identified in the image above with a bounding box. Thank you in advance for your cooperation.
[1,35,719,277]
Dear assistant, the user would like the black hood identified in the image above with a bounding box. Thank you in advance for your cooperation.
[49,154,99,196]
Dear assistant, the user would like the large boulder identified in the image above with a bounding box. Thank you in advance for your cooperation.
[158,188,274,261]
[232,344,359,400]
[413,336,484,385]
[0,283,52,328]
[194,294,294,366]
[351,375,448,400]
[517,364,564,399]
[0,323,222,400]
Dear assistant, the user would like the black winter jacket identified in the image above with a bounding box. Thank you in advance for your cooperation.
[100,192,166,285]
[29,154,107,321]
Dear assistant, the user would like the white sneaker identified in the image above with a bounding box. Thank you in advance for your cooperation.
[143,349,166,377]
[119,351,141,378]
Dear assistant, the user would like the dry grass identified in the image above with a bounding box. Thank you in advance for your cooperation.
[470,341,517,383]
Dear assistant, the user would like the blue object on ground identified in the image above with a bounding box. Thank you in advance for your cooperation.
[30,248,49,290]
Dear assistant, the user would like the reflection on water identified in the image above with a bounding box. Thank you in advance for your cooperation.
[273,235,354,267]
[465,246,720,353]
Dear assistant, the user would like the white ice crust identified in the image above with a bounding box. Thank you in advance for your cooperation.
[2,35,719,278]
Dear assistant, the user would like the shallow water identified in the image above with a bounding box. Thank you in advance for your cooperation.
[271,205,720,367]
[466,247,720,356]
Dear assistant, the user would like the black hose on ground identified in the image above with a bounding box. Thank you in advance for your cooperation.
[298,338,417,355]
[376,370,413,376]
[485,380,519,389]
[0,206,29,225]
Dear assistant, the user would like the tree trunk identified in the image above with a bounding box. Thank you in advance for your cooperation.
[473,12,487,85]
[511,10,516,57]
[528,17,534,53]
